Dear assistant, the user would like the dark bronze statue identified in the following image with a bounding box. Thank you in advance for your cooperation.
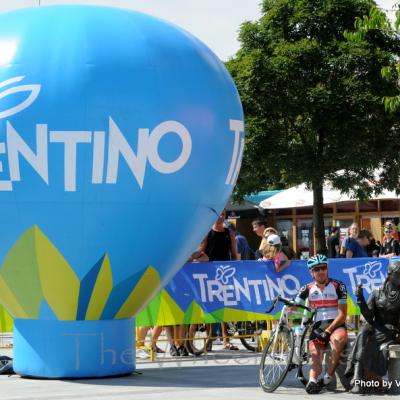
[345,260,400,393]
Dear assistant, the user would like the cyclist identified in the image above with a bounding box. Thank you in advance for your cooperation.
[294,254,348,394]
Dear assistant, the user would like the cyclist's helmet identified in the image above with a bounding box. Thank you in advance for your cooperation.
[307,254,328,270]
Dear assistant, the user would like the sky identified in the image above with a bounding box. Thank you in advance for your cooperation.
[0,0,397,61]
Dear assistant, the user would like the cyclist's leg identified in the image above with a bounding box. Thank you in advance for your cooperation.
[327,327,348,376]
[308,339,324,380]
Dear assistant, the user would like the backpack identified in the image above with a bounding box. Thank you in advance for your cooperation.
[0,355,14,375]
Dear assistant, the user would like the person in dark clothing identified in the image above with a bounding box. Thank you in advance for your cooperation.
[346,230,371,258]
[380,222,400,258]
[345,260,400,393]
[202,210,238,261]
[339,223,359,257]
[366,238,380,257]
[225,222,253,260]
[327,227,340,258]
[201,210,239,350]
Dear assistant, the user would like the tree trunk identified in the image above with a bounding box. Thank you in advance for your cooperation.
[312,179,327,255]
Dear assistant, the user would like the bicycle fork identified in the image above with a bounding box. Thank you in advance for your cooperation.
[270,306,288,359]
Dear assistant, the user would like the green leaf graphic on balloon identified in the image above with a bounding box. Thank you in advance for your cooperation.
[0,226,161,320]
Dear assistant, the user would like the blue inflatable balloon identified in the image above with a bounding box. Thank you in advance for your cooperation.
[0,5,244,377]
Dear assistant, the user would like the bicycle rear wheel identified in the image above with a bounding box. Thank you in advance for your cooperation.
[259,326,294,392]
[237,320,267,352]
[186,324,212,356]
[296,324,313,386]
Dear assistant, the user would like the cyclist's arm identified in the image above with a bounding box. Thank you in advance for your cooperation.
[292,284,309,308]
[325,303,346,334]
[325,281,347,334]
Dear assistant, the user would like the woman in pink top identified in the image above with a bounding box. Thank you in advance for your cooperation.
[261,234,290,272]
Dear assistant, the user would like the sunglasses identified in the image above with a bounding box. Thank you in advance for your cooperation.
[312,265,327,272]
[385,229,393,233]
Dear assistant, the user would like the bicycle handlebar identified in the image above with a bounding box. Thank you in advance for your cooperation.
[265,295,312,313]
[265,297,279,313]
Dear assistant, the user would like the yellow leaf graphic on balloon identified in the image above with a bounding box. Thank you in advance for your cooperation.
[0,226,79,319]
[0,226,45,318]
[85,255,113,320]
[115,266,161,319]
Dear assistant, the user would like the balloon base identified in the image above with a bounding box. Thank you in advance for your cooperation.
[13,318,135,378]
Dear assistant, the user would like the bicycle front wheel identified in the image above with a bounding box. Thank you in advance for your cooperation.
[259,327,294,392]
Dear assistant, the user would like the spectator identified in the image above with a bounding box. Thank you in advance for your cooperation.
[252,219,278,259]
[261,234,290,272]
[202,209,238,262]
[188,247,209,262]
[136,326,164,358]
[380,221,400,258]
[367,238,380,257]
[225,222,253,260]
[201,210,239,350]
[280,234,295,259]
[340,222,359,257]
[346,230,372,258]
[168,248,210,357]
[327,227,340,258]
[257,227,278,259]
[252,219,267,238]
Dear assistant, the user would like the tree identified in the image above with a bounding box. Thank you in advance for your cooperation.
[344,4,400,190]
[227,0,400,254]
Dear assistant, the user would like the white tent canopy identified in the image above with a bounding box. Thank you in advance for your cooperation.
[259,183,400,209]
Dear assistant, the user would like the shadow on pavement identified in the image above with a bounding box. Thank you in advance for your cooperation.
[65,363,261,388]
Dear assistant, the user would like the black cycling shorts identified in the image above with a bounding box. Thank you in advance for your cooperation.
[309,319,347,342]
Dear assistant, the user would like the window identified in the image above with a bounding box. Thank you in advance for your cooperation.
[296,219,313,259]
[276,220,293,255]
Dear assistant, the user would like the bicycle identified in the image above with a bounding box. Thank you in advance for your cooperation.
[185,323,213,355]
[186,322,248,354]
[233,320,268,352]
[259,295,315,392]
[186,320,270,355]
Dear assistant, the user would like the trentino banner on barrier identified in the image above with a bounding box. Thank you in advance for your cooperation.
[136,257,391,326]
[0,257,392,331]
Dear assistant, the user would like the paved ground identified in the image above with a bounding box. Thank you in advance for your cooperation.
[1,340,399,399]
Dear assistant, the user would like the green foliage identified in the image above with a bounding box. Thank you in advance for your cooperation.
[227,0,400,253]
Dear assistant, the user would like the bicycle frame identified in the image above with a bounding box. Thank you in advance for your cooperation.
[260,295,316,391]
[269,304,290,359]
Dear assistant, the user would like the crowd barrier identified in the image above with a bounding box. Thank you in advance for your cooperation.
[0,257,396,332]
[136,257,393,326]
